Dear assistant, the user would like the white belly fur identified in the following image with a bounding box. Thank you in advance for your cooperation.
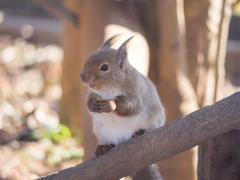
[91,112,146,145]
[90,89,154,145]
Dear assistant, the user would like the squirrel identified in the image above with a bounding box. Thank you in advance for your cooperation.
[80,34,165,180]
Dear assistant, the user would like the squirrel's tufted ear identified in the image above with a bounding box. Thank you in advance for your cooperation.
[116,36,135,68]
[100,34,121,49]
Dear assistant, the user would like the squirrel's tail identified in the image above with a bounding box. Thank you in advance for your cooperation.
[123,164,162,180]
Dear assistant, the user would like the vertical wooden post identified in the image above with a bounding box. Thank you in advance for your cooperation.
[198,130,240,180]
[59,0,83,137]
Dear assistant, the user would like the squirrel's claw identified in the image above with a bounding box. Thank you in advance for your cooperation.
[95,144,115,157]
[132,129,146,138]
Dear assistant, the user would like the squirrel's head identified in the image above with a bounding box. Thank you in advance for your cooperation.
[80,34,134,92]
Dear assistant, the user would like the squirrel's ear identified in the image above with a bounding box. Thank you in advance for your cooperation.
[100,34,121,49]
[116,36,135,68]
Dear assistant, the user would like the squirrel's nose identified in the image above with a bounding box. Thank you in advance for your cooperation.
[80,72,86,82]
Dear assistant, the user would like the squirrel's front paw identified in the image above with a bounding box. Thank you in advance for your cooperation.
[95,144,115,157]
[98,99,116,113]
[87,98,102,113]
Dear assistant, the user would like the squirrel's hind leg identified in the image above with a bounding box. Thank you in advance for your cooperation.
[132,129,146,138]
[94,144,115,157]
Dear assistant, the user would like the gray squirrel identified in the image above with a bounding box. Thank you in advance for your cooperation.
[80,34,165,180]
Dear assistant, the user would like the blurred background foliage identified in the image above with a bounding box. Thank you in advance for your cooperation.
[0,0,240,180]
[0,1,83,179]
[232,0,240,15]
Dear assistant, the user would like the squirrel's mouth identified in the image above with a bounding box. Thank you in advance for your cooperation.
[89,84,99,89]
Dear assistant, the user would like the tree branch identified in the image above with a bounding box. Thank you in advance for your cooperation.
[38,92,240,180]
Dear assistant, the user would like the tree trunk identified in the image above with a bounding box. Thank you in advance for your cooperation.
[184,0,209,107]
[213,0,232,102]
[59,0,83,137]
[184,0,232,107]
[78,0,108,160]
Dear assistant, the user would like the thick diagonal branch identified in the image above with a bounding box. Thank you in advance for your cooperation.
[39,92,240,180]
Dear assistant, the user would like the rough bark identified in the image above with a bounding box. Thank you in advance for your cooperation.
[198,130,240,180]
[38,92,240,180]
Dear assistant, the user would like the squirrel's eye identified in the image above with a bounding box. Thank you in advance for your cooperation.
[100,64,109,71]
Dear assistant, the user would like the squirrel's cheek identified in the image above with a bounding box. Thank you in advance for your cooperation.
[113,72,118,79]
